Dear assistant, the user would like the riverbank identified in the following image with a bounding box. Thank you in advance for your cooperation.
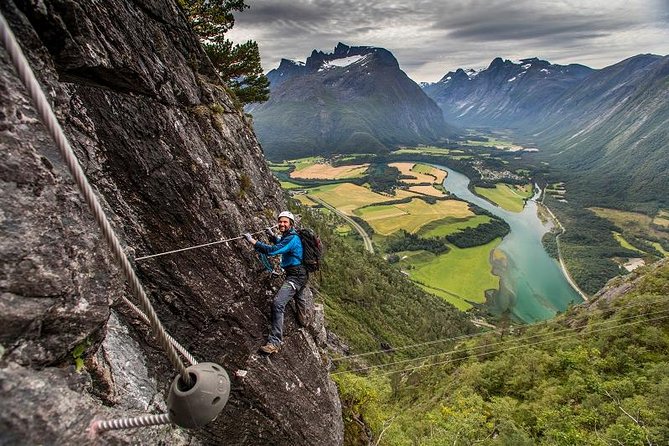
[538,193,589,301]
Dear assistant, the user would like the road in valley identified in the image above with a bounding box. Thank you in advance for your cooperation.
[310,196,374,253]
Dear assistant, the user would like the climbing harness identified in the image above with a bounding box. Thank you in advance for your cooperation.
[0,11,229,435]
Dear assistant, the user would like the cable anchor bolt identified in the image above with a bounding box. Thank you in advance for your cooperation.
[167,362,230,428]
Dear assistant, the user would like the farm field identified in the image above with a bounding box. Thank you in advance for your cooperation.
[412,163,447,183]
[356,198,473,235]
[419,215,492,238]
[389,162,448,186]
[290,162,369,179]
[279,181,302,190]
[590,207,669,244]
[401,239,502,309]
[306,183,409,214]
[408,185,446,197]
[474,183,533,212]
[653,210,669,228]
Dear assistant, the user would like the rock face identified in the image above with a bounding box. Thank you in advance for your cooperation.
[0,1,343,445]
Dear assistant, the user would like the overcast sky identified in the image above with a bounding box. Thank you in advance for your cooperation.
[226,0,669,83]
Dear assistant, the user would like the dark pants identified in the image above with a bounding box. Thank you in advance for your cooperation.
[268,266,308,345]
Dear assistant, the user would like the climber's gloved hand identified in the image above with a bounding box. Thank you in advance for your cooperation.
[264,227,275,239]
[243,233,254,243]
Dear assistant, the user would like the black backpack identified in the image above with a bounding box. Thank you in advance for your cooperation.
[297,228,323,272]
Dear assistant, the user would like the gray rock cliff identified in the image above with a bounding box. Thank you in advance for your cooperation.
[0,0,343,444]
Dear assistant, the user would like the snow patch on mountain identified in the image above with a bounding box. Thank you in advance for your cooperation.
[323,54,366,68]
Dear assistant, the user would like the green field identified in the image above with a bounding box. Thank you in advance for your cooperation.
[279,181,302,189]
[400,239,501,309]
[413,163,435,174]
[475,183,533,212]
[391,147,460,155]
[652,242,669,257]
[290,156,323,170]
[419,215,492,238]
[613,231,645,253]
[355,198,472,235]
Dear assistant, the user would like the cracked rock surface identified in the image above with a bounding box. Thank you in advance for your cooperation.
[0,1,343,444]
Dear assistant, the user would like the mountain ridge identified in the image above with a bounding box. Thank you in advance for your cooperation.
[251,43,456,160]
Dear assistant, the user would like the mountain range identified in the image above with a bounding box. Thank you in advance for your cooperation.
[249,43,455,160]
[252,43,667,208]
[421,54,669,209]
[422,57,594,128]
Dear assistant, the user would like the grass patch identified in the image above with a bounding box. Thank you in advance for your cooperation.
[401,239,501,305]
[651,242,669,257]
[279,181,303,190]
[419,215,492,238]
[612,231,645,254]
[590,207,669,243]
[474,183,532,212]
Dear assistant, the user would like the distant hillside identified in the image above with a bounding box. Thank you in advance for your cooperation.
[334,259,669,445]
[424,54,669,210]
[422,57,593,128]
[249,43,457,160]
[532,55,669,211]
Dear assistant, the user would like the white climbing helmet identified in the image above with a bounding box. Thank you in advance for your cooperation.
[277,210,295,223]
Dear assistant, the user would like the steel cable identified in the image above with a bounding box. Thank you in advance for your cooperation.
[330,295,669,362]
[89,413,171,435]
[0,12,190,385]
[331,308,669,376]
[134,225,277,261]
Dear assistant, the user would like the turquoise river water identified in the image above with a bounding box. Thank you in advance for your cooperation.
[437,165,583,322]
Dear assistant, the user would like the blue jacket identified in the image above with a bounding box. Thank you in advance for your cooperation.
[254,228,303,268]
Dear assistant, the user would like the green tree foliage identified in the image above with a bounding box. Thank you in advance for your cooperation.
[177,0,247,39]
[205,39,270,104]
[446,218,510,248]
[291,202,475,357]
[367,162,400,194]
[178,0,269,105]
[387,230,450,255]
[332,260,669,445]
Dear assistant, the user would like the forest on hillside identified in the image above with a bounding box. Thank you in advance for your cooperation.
[332,260,669,445]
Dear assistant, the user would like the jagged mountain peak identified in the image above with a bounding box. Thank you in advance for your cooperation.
[252,43,454,159]
[305,42,397,71]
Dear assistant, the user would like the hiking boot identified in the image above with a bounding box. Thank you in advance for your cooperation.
[259,343,280,354]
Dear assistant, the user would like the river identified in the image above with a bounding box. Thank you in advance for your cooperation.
[437,165,583,322]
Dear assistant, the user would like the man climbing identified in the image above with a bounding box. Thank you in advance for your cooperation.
[244,211,308,354]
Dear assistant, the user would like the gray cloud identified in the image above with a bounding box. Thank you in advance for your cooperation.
[226,0,669,82]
